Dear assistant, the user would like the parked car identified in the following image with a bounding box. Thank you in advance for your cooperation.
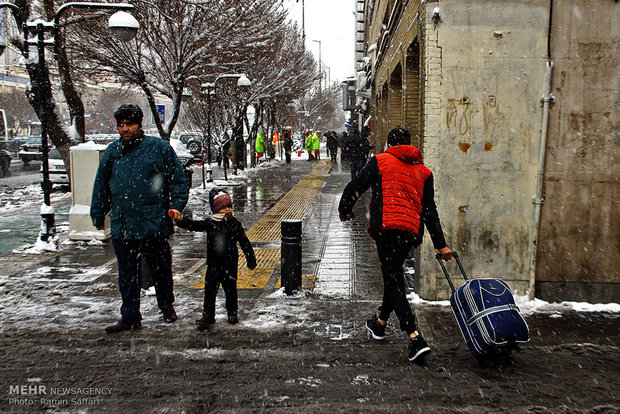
[18,135,43,165]
[178,132,203,155]
[9,135,29,153]
[170,138,194,166]
[85,134,117,146]
[40,147,69,187]
[0,148,11,177]
[170,138,195,189]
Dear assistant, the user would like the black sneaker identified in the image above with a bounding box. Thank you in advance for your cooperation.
[162,307,177,323]
[195,316,215,331]
[366,315,386,340]
[408,335,431,362]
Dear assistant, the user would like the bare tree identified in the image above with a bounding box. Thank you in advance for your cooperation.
[4,0,100,174]
[240,21,319,168]
[69,0,289,141]
[293,83,344,134]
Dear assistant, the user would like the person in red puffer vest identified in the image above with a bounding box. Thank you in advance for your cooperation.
[338,126,453,363]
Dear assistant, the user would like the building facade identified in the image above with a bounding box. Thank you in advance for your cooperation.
[360,0,618,302]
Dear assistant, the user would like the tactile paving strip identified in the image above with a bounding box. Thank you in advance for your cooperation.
[245,160,332,242]
[190,249,281,290]
[275,274,317,290]
[190,160,332,290]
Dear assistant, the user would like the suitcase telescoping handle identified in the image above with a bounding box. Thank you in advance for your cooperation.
[435,251,469,293]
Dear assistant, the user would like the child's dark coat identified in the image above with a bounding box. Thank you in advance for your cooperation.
[176,217,256,282]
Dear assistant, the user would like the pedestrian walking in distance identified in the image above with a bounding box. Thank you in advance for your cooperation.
[326,131,339,162]
[342,120,372,179]
[283,131,293,164]
[91,104,189,334]
[169,188,256,330]
[304,130,314,161]
[338,126,452,362]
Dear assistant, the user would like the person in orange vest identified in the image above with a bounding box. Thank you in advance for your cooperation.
[338,126,452,363]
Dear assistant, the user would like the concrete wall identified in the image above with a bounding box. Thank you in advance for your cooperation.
[535,1,619,303]
[366,0,552,299]
[418,0,551,300]
[364,0,618,302]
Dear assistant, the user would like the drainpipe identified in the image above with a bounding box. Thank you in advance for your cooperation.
[528,61,554,300]
[528,0,555,300]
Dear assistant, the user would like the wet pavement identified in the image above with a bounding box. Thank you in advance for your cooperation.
[0,155,618,413]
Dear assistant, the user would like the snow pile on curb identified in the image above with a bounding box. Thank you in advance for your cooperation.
[407,290,620,315]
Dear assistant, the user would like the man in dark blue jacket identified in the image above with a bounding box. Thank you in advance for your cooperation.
[91,104,189,333]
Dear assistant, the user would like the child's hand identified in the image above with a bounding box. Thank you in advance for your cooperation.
[168,209,183,222]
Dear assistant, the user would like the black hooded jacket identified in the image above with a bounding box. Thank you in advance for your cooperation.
[176,216,256,281]
[176,188,256,281]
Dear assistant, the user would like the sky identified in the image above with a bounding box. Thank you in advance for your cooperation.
[284,0,357,86]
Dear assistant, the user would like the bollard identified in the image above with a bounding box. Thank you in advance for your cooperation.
[206,167,213,183]
[40,203,56,242]
[281,220,302,295]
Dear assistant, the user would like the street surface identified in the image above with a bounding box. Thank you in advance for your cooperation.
[0,155,618,413]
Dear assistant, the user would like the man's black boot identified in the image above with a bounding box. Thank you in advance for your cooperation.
[105,320,141,334]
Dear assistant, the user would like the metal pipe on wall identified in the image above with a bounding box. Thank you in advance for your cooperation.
[528,0,555,300]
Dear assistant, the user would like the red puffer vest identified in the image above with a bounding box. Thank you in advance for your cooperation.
[375,145,431,235]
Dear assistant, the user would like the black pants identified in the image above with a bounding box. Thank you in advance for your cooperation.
[203,276,237,318]
[374,229,418,335]
[112,238,174,324]
[330,148,337,161]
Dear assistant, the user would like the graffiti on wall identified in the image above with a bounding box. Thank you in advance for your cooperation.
[446,94,512,154]
[446,96,473,136]
[482,95,511,144]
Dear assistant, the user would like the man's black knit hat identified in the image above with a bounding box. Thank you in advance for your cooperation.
[114,104,143,126]
[387,126,411,146]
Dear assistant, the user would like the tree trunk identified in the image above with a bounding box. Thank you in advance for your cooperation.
[248,100,264,168]
[142,84,168,140]
[26,61,73,179]
[56,30,85,143]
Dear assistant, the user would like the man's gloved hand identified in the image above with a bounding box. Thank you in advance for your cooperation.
[168,209,183,222]
[339,211,356,222]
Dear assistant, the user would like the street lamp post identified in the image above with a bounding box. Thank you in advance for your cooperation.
[0,2,139,243]
[201,83,215,186]
[201,74,251,183]
[312,39,322,90]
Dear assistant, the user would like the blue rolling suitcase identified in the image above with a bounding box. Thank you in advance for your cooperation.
[436,252,530,365]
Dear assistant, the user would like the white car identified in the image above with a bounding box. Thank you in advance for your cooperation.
[170,138,194,166]
[41,147,70,186]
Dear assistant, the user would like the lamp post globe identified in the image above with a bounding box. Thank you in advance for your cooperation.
[237,75,252,88]
[108,11,140,42]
